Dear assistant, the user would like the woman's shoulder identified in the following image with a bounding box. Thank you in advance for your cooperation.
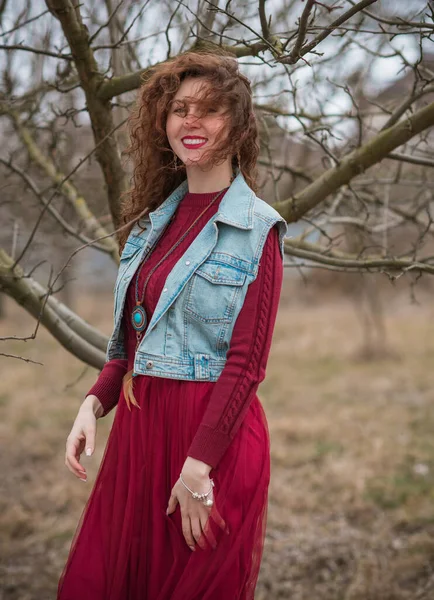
[251,195,288,259]
[252,194,287,226]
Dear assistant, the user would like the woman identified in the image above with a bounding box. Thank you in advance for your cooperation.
[58,51,287,600]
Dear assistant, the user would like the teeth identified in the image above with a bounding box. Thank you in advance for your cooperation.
[183,138,206,145]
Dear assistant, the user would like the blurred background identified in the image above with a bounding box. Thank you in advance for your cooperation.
[1,0,434,598]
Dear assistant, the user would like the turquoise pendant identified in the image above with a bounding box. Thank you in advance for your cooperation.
[131,304,147,332]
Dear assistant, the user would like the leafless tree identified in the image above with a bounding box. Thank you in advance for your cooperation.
[1,0,434,366]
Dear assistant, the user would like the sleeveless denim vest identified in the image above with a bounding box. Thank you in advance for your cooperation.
[106,170,288,381]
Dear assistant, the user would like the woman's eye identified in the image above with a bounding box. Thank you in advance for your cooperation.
[172,105,217,116]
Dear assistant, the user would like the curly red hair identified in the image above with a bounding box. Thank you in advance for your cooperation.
[118,50,260,251]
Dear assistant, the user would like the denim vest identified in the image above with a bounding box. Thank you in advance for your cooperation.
[106,170,288,381]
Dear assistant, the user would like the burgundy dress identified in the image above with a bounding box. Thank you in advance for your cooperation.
[57,189,283,600]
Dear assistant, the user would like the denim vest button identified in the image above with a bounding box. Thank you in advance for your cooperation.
[163,287,168,292]
[185,260,190,265]
[146,360,153,369]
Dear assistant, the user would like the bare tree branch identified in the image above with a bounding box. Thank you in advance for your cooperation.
[273,100,434,223]
[387,152,434,168]
[0,352,44,365]
[283,0,315,64]
[0,248,106,369]
[0,8,49,37]
[278,0,379,65]
[0,158,113,254]
[96,39,272,101]
[284,238,434,276]
[46,0,128,228]
[258,0,271,41]
[8,113,120,262]
[352,1,434,31]
[0,43,72,59]
[381,85,434,130]
[2,0,434,371]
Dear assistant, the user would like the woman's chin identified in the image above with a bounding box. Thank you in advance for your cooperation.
[183,156,208,168]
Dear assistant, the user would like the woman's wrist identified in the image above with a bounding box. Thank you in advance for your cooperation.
[82,394,104,419]
[182,456,212,480]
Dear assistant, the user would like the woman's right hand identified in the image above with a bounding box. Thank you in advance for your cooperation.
[65,395,103,482]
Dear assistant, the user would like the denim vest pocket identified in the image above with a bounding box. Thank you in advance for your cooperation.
[185,261,247,323]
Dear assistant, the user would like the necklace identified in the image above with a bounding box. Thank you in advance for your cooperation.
[131,187,228,348]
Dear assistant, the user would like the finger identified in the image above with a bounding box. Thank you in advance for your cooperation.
[201,489,223,533]
[200,509,217,549]
[210,505,229,535]
[65,457,87,481]
[67,433,84,463]
[65,455,87,480]
[190,515,207,550]
[181,515,195,551]
[65,437,85,472]
[84,424,96,457]
[65,439,87,479]
[166,493,179,515]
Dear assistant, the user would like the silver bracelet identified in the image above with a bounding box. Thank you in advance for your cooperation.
[180,473,215,506]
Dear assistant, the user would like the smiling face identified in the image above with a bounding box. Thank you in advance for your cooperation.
[166,76,230,168]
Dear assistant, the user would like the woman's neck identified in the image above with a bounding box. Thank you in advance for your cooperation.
[185,159,233,193]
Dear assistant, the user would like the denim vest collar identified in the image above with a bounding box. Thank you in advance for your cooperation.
[144,168,254,234]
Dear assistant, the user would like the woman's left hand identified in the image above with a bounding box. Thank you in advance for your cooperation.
[166,457,217,551]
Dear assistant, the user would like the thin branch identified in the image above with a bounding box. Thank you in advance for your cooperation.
[272,100,434,223]
[258,0,270,41]
[381,85,434,131]
[46,0,128,228]
[8,110,123,262]
[96,39,272,100]
[203,0,278,56]
[0,158,112,254]
[198,0,219,41]
[0,8,49,37]
[257,158,313,183]
[284,239,434,275]
[284,0,315,64]
[88,0,124,45]
[0,248,106,369]
[278,0,379,65]
[0,353,44,365]
[351,1,434,31]
[31,280,109,352]
[386,152,434,168]
[0,43,72,60]
[92,22,193,50]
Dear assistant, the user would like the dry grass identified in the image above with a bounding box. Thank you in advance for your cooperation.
[1,283,434,599]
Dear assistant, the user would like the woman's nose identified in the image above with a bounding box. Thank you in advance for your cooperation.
[184,111,201,127]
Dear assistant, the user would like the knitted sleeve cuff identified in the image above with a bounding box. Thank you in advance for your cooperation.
[86,376,118,416]
[86,359,128,417]
[186,424,232,470]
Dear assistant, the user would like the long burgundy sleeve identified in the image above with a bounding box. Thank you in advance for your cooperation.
[187,225,283,468]
[86,358,128,417]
